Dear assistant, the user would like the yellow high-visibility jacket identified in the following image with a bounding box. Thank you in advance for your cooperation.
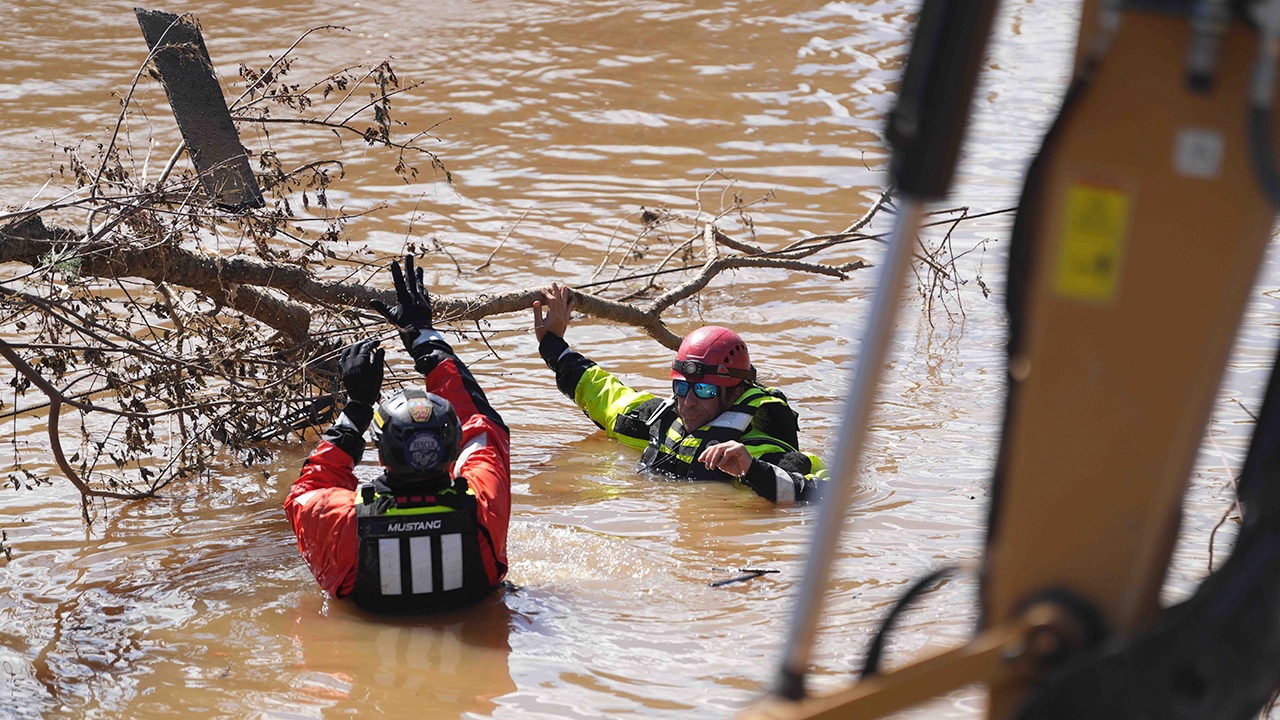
[538,332,828,504]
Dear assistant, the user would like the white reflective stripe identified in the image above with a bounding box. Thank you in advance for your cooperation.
[412,329,445,347]
[441,533,464,591]
[556,347,574,363]
[378,538,402,595]
[452,432,489,475]
[335,412,360,430]
[292,489,319,508]
[408,536,434,593]
[708,410,753,432]
[773,466,796,505]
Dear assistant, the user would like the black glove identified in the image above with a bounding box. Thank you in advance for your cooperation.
[339,338,384,407]
[370,254,435,353]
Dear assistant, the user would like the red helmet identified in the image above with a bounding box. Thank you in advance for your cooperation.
[670,326,756,387]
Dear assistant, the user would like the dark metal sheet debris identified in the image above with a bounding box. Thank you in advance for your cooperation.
[135,8,264,210]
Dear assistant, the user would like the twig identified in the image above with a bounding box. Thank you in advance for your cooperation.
[1207,474,1241,572]
[709,567,779,587]
[229,25,350,110]
[476,205,537,271]
[0,339,155,503]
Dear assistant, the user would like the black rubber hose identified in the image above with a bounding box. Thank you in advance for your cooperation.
[1248,105,1280,209]
[860,565,959,678]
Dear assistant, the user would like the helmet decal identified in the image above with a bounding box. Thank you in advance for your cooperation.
[407,396,433,422]
[404,430,444,471]
[371,388,462,484]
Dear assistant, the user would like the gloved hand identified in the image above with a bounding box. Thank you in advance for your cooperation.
[370,254,434,353]
[339,338,384,407]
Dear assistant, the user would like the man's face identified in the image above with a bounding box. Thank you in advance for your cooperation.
[674,381,742,430]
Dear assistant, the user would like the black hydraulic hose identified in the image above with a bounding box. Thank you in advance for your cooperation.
[860,565,960,678]
[981,76,1091,636]
[1247,107,1280,208]
[982,0,1117,628]
[1234,334,1280,529]
[886,0,1001,199]
[1248,1,1280,209]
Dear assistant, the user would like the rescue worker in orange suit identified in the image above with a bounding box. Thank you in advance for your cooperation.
[285,255,511,613]
[532,282,827,504]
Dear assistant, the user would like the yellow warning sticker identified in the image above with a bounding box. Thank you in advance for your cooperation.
[1053,184,1131,304]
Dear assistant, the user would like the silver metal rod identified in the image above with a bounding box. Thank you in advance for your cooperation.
[772,196,927,700]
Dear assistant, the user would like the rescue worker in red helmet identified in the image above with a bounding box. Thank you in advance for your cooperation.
[532,282,827,504]
[285,255,511,612]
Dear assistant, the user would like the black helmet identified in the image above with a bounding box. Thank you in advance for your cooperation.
[370,388,461,485]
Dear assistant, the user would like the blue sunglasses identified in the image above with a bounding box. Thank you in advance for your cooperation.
[673,379,720,399]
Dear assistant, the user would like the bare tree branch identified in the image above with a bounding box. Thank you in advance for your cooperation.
[0,339,157,504]
[0,26,1010,511]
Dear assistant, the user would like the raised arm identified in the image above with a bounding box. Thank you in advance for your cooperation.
[284,338,386,598]
[532,281,573,343]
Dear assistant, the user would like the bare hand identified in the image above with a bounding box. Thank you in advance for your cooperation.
[698,441,754,478]
[532,282,573,343]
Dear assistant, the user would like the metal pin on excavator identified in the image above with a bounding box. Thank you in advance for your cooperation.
[742,1,1280,718]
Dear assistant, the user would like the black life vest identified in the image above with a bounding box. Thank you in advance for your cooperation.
[353,478,493,614]
[638,385,798,481]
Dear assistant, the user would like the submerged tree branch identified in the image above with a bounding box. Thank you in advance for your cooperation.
[0,22,1011,509]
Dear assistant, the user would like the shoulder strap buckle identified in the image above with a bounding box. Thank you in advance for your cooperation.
[646,397,676,426]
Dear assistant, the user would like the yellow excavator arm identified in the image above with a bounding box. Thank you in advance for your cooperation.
[745,1,1280,718]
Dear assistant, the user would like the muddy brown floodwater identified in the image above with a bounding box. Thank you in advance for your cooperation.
[1,1,1273,718]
